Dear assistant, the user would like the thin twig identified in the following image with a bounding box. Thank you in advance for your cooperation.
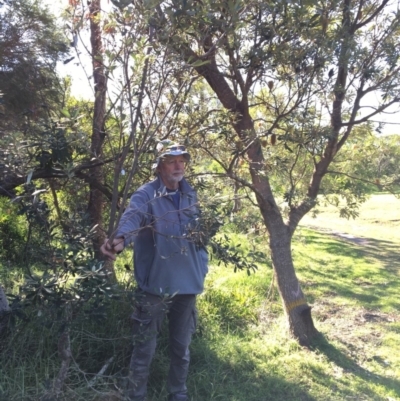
[87,357,114,388]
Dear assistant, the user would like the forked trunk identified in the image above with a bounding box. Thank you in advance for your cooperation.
[193,50,319,345]
[235,115,318,345]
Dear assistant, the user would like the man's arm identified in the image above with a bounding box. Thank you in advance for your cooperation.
[101,187,151,259]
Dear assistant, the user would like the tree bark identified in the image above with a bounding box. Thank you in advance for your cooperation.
[268,220,318,345]
[0,284,10,337]
[88,0,110,270]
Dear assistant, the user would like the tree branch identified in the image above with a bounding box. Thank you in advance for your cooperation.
[353,0,390,32]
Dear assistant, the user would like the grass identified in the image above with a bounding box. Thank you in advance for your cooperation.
[300,193,400,243]
[0,193,399,401]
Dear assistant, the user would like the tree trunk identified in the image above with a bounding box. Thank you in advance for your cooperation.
[268,224,318,345]
[194,61,319,344]
[160,32,321,344]
[88,0,110,269]
[41,326,72,401]
[0,284,10,337]
[250,166,318,345]
[238,116,319,346]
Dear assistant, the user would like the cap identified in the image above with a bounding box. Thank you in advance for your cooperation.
[153,141,191,169]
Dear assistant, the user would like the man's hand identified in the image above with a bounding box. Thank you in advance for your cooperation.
[100,237,125,260]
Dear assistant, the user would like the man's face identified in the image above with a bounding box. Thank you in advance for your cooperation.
[158,155,187,189]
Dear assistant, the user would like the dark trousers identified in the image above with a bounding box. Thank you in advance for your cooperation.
[127,291,197,401]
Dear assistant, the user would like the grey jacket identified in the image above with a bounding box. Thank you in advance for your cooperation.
[116,176,208,295]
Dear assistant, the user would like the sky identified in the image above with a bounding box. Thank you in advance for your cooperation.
[50,0,99,99]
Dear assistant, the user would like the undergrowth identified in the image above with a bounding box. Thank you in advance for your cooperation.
[1,195,400,401]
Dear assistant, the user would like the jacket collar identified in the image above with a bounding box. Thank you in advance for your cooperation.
[154,176,193,198]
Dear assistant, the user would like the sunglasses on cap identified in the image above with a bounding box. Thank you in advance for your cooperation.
[166,145,186,152]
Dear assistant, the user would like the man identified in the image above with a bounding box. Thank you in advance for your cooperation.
[101,143,208,401]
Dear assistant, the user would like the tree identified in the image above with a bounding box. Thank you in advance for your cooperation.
[139,0,400,344]
[340,132,400,194]
[2,0,399,347]
[0,1,211,393]
[63,0,202,261]
[85,0,110,262]
[0,0,70,329]
[0,0,200,260]
[0,0,72,201]
[0,0,68,130]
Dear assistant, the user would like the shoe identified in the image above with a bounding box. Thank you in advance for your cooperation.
[167,392,188,401]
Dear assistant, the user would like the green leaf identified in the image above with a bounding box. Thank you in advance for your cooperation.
[61,109,71,118]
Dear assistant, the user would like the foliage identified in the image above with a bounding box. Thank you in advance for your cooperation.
[1,0,400,360]
[340,133,400,195]
[0,197,133,400]
[0,200,26,263]
[0,0,74,198]
[115,0,400,343]
[145,0,400,209]
[1,195,399,400]
[0,0,69,128]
